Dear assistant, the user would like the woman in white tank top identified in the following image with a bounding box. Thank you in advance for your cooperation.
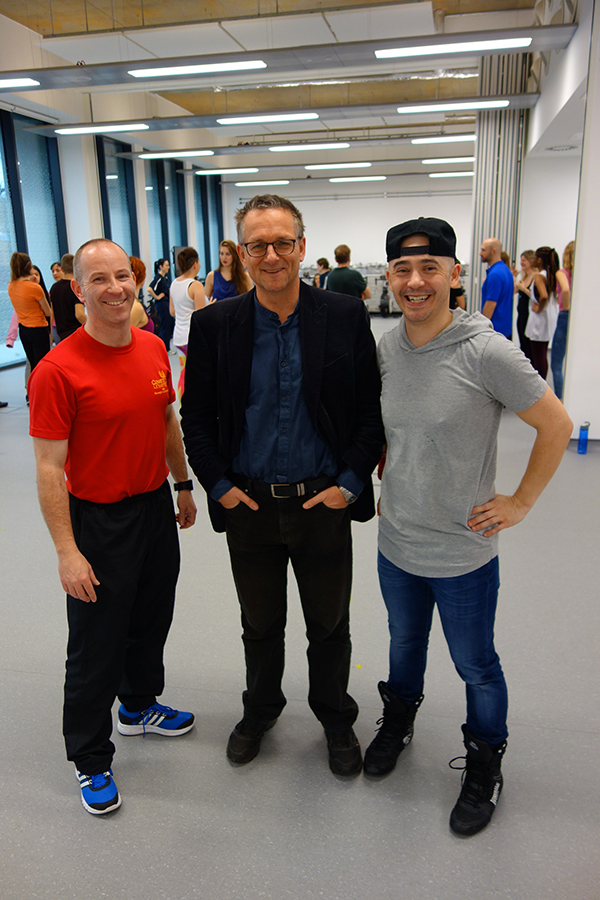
[169,247,206,399]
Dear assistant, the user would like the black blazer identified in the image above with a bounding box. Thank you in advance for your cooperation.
[181,281,384,532]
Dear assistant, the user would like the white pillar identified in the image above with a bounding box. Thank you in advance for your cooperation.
[563,3,600,436]
[58,135,103,249]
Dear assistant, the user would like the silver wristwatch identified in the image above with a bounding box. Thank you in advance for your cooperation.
[338,486,357,505]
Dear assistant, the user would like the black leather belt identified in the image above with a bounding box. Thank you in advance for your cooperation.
[235,474,333,499]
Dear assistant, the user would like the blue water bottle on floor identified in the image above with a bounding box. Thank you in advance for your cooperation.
[577,421,590,454]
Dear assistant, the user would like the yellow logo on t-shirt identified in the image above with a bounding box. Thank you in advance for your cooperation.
[152,369,169,395]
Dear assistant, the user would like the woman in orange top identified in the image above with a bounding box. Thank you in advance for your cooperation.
[8,252,52,370]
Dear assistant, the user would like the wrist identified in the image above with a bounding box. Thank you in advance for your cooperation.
[173,479,193,492]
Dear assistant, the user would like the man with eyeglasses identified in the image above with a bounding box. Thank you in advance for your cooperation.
[181,194,384,776]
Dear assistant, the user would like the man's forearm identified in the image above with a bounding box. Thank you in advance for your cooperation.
[36,463,78,555]
[481,301,496,319]
[513,422,572,511]
[166,410,192,483]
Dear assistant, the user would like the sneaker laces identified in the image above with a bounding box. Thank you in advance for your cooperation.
[138,702,175,735]
[87,771,111,790]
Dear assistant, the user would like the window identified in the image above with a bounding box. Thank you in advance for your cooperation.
[0,111,67,368]
[0,122,19,365]
[97,137,138,256]
[145,159,164,266]
[13,114,65,279]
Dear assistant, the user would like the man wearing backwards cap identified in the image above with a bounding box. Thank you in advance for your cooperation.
[366,217,572,836]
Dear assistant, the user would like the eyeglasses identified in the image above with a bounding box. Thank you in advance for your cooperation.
[243,239,298,258]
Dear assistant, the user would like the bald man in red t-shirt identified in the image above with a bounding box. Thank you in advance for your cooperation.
[29,239,197,816]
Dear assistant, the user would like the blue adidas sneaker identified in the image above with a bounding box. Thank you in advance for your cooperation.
[117,702,195,737]
[77,769,121,815]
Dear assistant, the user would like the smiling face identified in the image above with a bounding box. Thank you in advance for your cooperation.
[520,255,533,274]
[387,233,459,346]
[72,241,136,344]
[238,208,305,308]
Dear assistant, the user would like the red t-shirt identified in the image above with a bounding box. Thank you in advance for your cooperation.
[29,327,176,503]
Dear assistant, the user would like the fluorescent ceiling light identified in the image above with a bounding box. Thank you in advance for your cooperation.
[305,162,372,170]
[235,180,290,186]
[55,123,149,135]
[375,37,532,59]
[195,168,259,176]
[422,156,475,164]
[269,143,350,152]
[329,176,387,183]
[412,135,476,145]
[128,60,267,78]
[429,171,474,178]
[105,174,119,180]
[216,113,319,125]
[0,77,40,88]
[398,101,509,114]
[145,186,153,190]
[140,150,215,159]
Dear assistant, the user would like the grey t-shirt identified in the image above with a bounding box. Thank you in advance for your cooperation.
[377,310,547,578]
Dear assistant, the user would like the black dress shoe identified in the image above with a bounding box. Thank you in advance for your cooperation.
[226,716,277,764]
[0,401,8,408]
[325,727,363,776]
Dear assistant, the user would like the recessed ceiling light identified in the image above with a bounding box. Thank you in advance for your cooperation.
[128,61,267,78]
[105,174,119,180]
[305,162,372,170]
[194,168,259,176]
[0,77,40,88]
[269,143,350,152]
[422,157,476,164]
[376,37,531,59]
[217,113,319,125]
[398,101,509,114]
[235,180,290,186]
[428,171,474,178]
[145,186,153,190]
[329,176,387,183]
[139,150,215,159]
[412,135,476,144]
[55,123,150,135]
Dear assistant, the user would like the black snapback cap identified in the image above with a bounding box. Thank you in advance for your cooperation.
[386,217,457,261]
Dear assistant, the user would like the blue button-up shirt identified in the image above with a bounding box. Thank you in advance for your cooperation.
[210,297,363,500]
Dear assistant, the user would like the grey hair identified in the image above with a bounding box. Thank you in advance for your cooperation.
[234,194,305,243]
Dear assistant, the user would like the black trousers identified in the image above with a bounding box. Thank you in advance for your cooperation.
[225,491,358,730]
[18,324,50,371]
[64,481,180,774]
[156,298,175,351]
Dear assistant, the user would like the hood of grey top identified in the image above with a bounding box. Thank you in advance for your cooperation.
[394,308,494,352]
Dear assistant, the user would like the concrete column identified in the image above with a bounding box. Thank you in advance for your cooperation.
[563,2,600,436]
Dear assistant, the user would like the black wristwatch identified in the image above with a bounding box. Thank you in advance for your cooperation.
[173,480,193,492]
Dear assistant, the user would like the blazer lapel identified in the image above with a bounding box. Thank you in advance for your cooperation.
[225,292,255,449]
[299,282,327,425]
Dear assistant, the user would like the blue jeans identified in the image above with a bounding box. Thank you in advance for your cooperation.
[550,309,569,400]
[377,552,508,745]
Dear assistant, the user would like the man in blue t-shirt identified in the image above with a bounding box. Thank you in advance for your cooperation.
[480,238,514,339]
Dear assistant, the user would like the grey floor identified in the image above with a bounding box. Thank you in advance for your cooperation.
[1,317,598,900]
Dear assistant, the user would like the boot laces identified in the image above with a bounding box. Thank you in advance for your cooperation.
[449,756,494,808]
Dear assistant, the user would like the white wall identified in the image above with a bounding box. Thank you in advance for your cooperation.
[222,176,474,268]
[527,1,593,154]
[517,154,581,260]
[563,0,600,437]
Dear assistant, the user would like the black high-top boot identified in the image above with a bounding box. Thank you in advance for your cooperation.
[363,682,423,776]
[449,724,507,837]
